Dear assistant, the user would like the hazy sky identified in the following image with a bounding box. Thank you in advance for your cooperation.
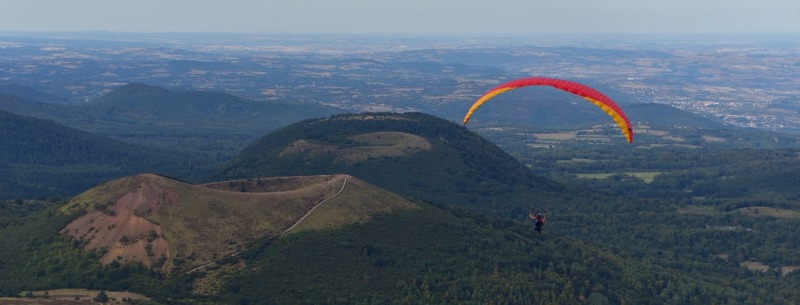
[0,0,798,34]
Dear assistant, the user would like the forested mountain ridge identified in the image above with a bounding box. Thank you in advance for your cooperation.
[0,110,198,199]
[85,83,340,122]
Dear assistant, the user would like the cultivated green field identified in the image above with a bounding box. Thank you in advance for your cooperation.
[576,171,663,183]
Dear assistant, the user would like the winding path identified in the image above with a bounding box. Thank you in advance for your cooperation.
[186,176,348,274]
[282,176,347,234]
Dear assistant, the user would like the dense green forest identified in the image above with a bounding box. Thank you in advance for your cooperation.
[219,205,800,305]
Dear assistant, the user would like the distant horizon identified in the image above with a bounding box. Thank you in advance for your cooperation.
[2,31,797,52]
[2,30,797,37]
[2,30,798,40]
[1,1,798,35]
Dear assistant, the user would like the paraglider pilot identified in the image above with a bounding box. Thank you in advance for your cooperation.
[529,209,547,233]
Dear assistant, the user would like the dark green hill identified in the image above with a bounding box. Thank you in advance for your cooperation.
[0,110,199,199]
[86,83,338,123]
[215,112,565,211]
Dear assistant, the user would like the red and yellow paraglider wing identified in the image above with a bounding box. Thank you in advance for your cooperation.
[463,87,515,125]
[462,77,633,143]
[581,96,633,143]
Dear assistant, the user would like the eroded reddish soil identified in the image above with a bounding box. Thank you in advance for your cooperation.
[62,175,176,270]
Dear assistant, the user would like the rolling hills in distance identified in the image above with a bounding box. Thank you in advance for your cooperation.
[3,83,800,303]
[0,83,344,160]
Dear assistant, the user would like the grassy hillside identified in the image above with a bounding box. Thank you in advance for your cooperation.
[215,112,566,212]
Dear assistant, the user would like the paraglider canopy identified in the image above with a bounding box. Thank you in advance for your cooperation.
[463,77,633,143]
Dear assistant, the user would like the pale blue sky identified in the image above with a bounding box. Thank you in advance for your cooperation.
[0,0,798,34]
